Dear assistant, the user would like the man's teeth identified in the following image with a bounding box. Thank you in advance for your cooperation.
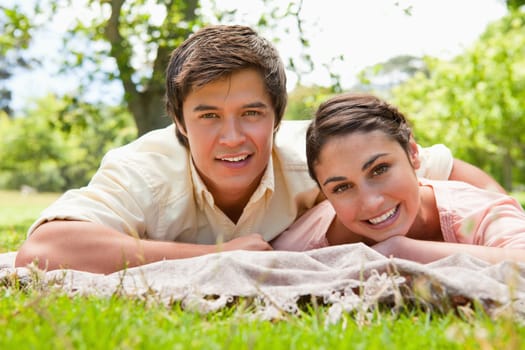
[221,155,248,162]
[368,206,397,225]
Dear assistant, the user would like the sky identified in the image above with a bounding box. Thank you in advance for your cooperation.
[7,0,508,113]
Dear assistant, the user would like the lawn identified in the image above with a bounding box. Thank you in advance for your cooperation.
[0,190,61,253]
[1,190,524,349]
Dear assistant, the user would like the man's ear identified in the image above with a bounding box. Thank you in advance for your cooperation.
[408,135,421,170]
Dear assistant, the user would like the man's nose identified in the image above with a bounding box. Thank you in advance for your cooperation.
[220,118,246,146]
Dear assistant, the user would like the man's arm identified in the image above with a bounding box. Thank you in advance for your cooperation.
[449,158,506,193]
[15,220,272,274]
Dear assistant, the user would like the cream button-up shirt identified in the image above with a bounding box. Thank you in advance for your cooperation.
[28,120,452,243]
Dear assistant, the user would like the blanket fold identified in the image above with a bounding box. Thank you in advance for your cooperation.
[1,244,524,321]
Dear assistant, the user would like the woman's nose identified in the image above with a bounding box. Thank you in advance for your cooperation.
[359,189,384,213]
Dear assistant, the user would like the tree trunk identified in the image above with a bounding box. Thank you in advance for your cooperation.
[106,0,198,136]
[128,89,172,136]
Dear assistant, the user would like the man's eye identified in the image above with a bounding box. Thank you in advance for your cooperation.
[372,164,389,176]
[243,110,260,117]
[200,113,218,119]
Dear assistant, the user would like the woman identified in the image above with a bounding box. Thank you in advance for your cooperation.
[272,93,525,264]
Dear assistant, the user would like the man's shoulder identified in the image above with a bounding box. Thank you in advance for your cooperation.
[274,120,310,162]
[104,124,188,161]
[98,124,191,184]
[276,119,310,139]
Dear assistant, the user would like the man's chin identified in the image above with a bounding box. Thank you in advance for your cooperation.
[221,178,260,194]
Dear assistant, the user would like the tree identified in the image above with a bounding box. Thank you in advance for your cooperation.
[504,0,525,11]
[11,0,312,136]
[285,84,334,120]
[0,93,135,191]
[0,5,36,115]
[355,55,427,94]
[391,10,525,190]
[49,0,201,136]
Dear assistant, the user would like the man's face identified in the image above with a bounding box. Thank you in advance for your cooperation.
[179,68,276,206]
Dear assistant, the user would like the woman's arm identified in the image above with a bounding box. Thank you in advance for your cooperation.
[450,158,506,193]
[372,235,525,264]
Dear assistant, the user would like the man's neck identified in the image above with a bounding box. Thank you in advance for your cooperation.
[214,189,253,224]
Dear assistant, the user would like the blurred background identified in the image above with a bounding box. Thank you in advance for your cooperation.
[0,0,524,196]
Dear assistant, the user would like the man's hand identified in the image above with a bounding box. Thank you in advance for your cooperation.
[221,233,273,252]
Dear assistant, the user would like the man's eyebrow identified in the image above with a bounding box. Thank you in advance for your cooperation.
[193,104,217,112]
[192,101,268,112]
[243,101,268,109]
[362,153,388,171]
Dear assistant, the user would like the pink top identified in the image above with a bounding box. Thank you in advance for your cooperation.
[271,179,525,251]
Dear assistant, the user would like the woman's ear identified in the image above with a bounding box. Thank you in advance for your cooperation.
[408,135,421,170]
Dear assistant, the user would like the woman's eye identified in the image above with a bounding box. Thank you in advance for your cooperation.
[372,164,389,176]
[332,183,350,194]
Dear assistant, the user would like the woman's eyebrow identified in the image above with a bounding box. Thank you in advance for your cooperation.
[323,176,347,186]
[362,153,388,171]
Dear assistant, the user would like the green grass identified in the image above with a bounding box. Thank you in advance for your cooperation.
[1,290,523,349]
[1,190,525,349]
[0,190,60,252]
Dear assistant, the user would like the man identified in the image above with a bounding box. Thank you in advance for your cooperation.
[15,25,504,274]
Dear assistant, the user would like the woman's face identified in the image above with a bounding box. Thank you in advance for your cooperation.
[315,130,421,242]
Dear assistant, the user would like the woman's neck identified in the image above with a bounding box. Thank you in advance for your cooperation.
[407,185,443,241]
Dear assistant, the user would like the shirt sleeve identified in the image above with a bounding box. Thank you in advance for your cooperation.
[415,144,454,180]
[429,179,525,249]
[471,199,525,249]
[27,152,156,238]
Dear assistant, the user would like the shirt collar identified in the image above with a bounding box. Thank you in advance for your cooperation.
[190,155,275,211]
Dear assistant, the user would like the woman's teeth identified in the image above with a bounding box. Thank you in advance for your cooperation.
[368,206,397,225]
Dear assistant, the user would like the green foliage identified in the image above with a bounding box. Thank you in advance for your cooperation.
[390,10,525,191]
[0,5,33,54]
[0,95,135,192]
[285,84,335,120]
[505,0,525,11]
[357,55,427,90]
[0,5,38,114]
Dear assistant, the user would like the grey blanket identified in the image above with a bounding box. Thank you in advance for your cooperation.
[1,244,524,322]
